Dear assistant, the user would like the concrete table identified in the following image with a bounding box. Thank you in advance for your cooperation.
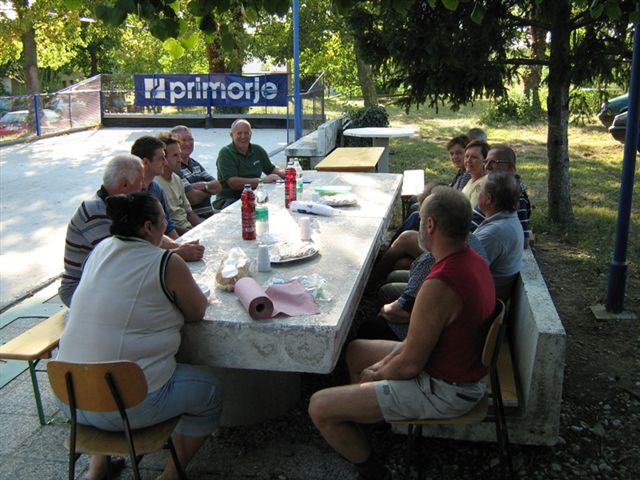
[342,127,415,173]
[177,171,402,424]
[315,147,385,172]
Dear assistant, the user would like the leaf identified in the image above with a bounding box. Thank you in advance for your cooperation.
[181,32,199,50]
[164,37,185,58]
[427,0,437,8]
[188,0,211,17]
[603,1,622,20]
[441,0,459,11]
[471,3,486,24]
[199,14,218,34]
[62,0,83,9]
[392,0,414,15]
[631,11,640,24]
[220,29,235,50]
[590,3,605,18]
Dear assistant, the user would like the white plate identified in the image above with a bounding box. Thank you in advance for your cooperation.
[269,241,319,264]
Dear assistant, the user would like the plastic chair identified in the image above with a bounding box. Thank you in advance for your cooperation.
[392,299,515,479]
[47,360,187,480]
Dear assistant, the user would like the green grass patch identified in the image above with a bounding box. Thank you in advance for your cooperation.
[327,99,639,267]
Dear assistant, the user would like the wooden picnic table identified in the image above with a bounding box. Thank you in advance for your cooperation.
[314,147,385,172]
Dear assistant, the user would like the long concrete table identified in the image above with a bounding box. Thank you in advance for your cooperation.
[177,171,401,424]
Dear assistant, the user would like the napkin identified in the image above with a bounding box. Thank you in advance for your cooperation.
[234,277,319,319]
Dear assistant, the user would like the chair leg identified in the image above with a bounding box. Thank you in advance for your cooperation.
[491,381,515,479]
[27,360,46,425]
[415,424,424,480]
[168,438,188,480]
[406,424,414,479]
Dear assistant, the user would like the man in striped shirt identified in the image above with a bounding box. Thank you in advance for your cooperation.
[59,154,204,307]
[171,125,221,218]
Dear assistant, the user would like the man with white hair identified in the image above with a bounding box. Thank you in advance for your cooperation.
[59,154,204,307]
[213,119,284,210]
[170,125,221,218]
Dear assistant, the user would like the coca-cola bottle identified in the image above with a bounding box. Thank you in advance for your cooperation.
[241,184,256,240]
[285,160,297,208]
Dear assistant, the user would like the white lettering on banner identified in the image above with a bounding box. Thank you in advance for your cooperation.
[144,78,166,99]
[142,76,282,104]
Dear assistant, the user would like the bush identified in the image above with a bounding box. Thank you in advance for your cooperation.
[342,105,390,146]
[480,95,544,124]
[568,89,603,125]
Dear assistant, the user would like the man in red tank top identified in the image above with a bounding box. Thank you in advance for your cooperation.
[309,187,495,480]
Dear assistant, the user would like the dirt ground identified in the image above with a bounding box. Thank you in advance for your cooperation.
[212,232,640,479]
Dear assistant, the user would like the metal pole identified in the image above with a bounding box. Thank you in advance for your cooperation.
[33,94,41,136]
[606,3,640,312]
[293,0,302,140]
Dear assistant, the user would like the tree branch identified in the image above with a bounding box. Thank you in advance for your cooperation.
[503,13,551,30]
[498,58,550,67]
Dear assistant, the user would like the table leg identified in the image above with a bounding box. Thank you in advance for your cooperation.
[372,137,390,173]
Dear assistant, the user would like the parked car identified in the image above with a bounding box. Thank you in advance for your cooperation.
[0,98,11,115]
[0,109,61,137]
[598,93,628,127]
[46,97,87,114]
[609,110,640,151]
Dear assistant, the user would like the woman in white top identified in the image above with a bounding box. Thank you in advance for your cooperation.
[57,191,221,480]
[461,140,490,207]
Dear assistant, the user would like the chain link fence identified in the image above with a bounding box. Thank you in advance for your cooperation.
[1,73,324,146]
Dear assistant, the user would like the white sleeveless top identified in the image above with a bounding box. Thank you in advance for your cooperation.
[58,236,184,392]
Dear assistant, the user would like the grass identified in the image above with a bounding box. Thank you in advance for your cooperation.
[327,95,639,267]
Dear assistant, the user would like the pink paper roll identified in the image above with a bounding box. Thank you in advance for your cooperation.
[234,277,275,320]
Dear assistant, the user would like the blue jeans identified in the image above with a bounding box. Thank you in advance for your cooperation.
[58,364,223,437]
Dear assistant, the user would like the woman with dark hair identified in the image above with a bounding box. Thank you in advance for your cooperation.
[447,134,471,190]
[56,191,222,480]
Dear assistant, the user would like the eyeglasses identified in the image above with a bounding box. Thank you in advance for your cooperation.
[484,160,513,167]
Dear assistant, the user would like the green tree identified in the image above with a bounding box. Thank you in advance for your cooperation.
[345,0,636,224]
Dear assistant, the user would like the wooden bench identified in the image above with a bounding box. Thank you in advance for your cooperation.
[400,169,425,219]
[0,307,67,425]
[490,339,519,412]
[314,147,385,172]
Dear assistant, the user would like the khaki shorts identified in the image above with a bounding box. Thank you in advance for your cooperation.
[373,371,486,422]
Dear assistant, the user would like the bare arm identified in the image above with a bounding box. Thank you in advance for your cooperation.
[227,176,260,190]
[187,211,202,227]
[186,180,222,205]
[160,236,205,261]
[364,279,461,381]
[164,254,207,322]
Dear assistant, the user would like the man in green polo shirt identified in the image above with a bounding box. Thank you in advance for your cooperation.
[213,119,284,209]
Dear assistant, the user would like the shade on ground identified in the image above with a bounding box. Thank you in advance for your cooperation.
[0,127,288,309]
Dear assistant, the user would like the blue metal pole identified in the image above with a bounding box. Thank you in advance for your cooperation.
[606,4,640,312]
[33,94,41,136]
[293,0,302,140]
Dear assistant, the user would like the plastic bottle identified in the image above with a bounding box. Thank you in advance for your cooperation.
[256,205,269,237]
[255,178,269,203]
[285,160,297,208]
[293,159,304,193]
[241,184,256,240]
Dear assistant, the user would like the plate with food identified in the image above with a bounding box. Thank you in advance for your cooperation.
[269,240,319,264]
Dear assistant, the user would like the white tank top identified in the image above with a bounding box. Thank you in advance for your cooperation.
[58,236,184,392]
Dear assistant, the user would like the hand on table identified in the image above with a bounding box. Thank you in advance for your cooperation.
[263,174,281,183]
[174,240,205,262]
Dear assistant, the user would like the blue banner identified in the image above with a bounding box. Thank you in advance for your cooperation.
[134,73,288,107]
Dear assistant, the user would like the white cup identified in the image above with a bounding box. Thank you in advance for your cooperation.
[257,245,271,272]
[299,217,312,241]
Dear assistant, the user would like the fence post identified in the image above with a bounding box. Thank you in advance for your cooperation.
[33,95,41,136]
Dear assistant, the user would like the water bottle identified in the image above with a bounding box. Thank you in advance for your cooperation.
[293,159,304,193]
[241,184,256,240]
[256,205,269,237]
[255,178,268,203]
[285,160,297,208]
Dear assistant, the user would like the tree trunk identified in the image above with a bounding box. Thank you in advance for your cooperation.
[16,0,40,94]
[525,25,545,113]
[355,46,378,106]
[545,0,573,224]
[207,42,226,73]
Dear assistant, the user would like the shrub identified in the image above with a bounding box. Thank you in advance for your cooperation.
[342,105,390,146]
[480,95,544,124]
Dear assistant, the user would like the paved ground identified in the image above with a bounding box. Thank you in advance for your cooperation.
[0,127,288,310]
